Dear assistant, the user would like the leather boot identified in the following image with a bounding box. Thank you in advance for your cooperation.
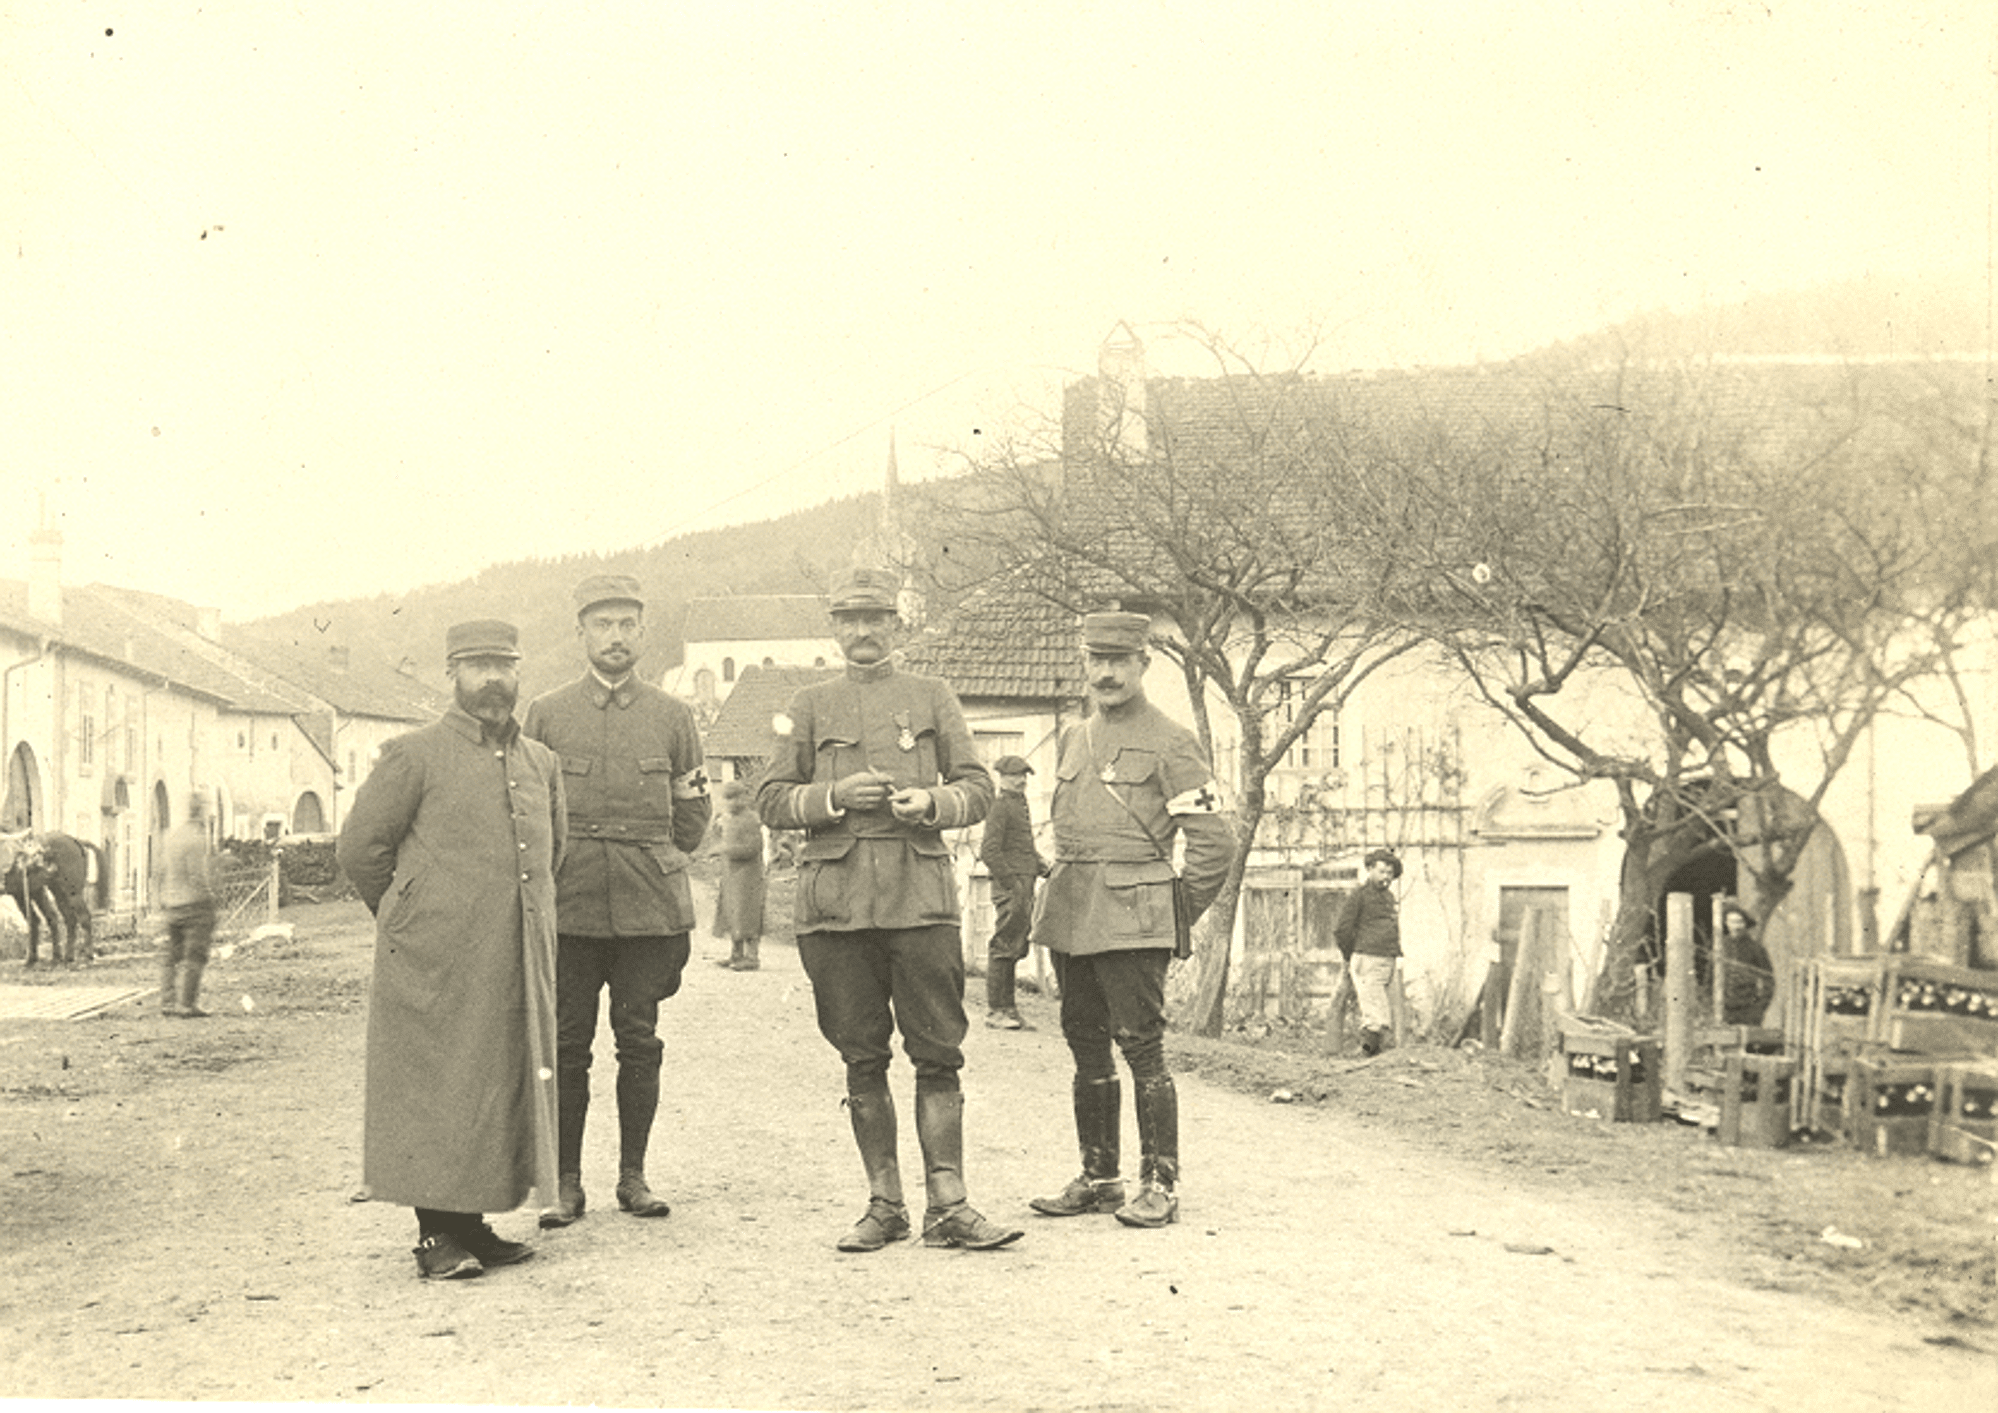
[1030,1075,1124,1215]
[159,954,183,1017]
[1360,1027,1384,1057]
[916,1086,1022,1249]
[735,937,761,971]
[836,1089,909,1251]
[1117,1074,1179,1228]
[539,1080,589,1228]
[615,1067,671,1216]
[177,960,210,1018]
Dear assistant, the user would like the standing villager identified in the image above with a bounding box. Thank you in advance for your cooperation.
[156,794,217,1018]
[523,574,712,1229]
[1718,903,1776,1025]
[1028,611,1236,1229]
[757,566,1019,1253]
[979,754,1046,1030]
[336,619,565,1281]
[712,781,767,971]
[1334,847,1403,1057]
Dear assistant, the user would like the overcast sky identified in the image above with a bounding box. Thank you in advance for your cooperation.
[4,1,1990,620]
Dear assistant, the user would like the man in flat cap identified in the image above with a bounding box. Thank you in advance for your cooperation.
[978,754,1047,1030]
[522,574,711,1229]
[758,566,1020,1253]
[1334,847,1403,1056]
[338,619,566,1280]
[1028,610,1235,1229]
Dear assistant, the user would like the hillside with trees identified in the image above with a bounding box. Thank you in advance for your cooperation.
[244,494,886,703]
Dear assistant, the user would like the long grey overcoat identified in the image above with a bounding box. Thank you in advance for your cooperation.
[336,705,567,1213]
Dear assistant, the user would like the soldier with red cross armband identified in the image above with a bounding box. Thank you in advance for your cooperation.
[1028,610,1236,1229]
[522,574,711,1230]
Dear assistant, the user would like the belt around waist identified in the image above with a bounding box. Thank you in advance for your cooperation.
[570,821,674,843]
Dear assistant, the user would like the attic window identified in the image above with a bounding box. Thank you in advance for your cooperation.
[722,657,736,683]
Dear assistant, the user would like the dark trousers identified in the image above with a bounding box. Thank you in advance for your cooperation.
[798,925,967,1094]
[987,874,1034,963]
[1053,949,1171,1080]
[555,933,691,1080]
[162,902,215,975]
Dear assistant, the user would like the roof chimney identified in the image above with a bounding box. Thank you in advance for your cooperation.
[28,495,62,627]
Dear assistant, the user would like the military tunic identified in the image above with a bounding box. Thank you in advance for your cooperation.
[522,674,710,937]
[1031,701,1234,956]
[757,659,993,932]
[337,705,566,1214]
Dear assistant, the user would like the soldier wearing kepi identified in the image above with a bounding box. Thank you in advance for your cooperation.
[757,566,1020,1253]
[1029,611,1236,1229]
[523,574,712,1229]
[337,619,564,1280]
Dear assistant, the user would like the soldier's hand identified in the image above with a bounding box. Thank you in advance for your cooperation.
[888,787,933,823]
[833,769,896,812]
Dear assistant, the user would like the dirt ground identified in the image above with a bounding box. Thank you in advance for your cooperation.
[0,873,1993,1411]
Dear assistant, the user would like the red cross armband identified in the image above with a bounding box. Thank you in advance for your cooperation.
[674,767,710,800]
[1167,782,1225,816]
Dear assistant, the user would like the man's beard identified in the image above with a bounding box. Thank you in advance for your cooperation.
[457,681,518,720]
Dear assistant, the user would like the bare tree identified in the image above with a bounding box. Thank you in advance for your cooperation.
[1395,353,1992,1014]
[917,325,1420,1036]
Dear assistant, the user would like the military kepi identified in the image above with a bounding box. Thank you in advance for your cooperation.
[445,619,522,661]
[829,566,902,613]
[574,573,645,615]
[1081,610,1151,654]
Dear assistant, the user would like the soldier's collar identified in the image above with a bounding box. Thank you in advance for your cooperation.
[843,659,896,684]
[587,670,636,706]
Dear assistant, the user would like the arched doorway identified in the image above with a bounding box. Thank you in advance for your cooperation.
[4,742,42,829]
[1650,781,1850,1025]
[292,791,326,835]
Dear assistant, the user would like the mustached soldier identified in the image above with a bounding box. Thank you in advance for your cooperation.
[523,575,712,1228]
[1028,611,1236,1229]
[757,566,1020,1253]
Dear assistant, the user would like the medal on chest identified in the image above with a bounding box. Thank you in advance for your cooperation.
[894,710,916,753]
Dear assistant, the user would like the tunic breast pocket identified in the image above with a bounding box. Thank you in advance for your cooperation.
[638,756,674,783]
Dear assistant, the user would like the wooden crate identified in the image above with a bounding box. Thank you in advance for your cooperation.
[1718,1053,1793,1148]
[1845,1057,1940,1158]
[1929,1061,1998,1166]
[1877,961,1998,1056]
[1562,1031,1662,1123]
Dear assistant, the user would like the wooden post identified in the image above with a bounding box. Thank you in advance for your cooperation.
[1481,944,1505,1050]
[1710,893,1726,1024]
[267,846,282,925]
[1389,960,1408,1046]
[1665,891,1694,1097]
[1500,909,1539,1057]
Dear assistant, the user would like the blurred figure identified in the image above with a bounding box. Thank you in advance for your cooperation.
[712,782,767,971]
[156,795,217,1018]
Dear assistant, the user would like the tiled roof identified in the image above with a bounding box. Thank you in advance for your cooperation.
[704,664,841,760]
[222,626,442,722]
[0,581,298,710]
[902,577,1084,703]
[87,585,442,722]
[681,595,830,644]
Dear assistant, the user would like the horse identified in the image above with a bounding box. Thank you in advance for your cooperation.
[1,831,104,966]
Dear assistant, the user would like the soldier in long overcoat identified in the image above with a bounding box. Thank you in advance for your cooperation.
[337,620,566,1281]
[757,566,1020,1254]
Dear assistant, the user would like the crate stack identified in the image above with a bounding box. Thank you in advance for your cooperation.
[1786,955,1998,1162]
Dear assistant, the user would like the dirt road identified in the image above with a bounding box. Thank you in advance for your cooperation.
[0,892,1991,1411]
